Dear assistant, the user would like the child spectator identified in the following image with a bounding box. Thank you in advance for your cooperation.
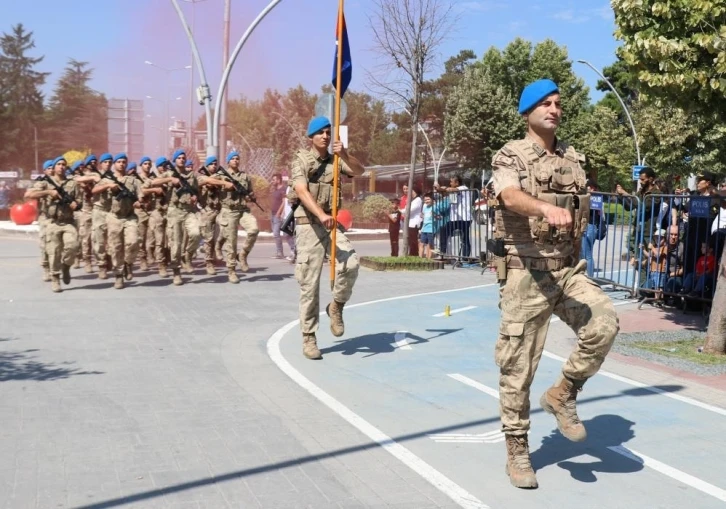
[419,193,435,259]
[387,198,402,257]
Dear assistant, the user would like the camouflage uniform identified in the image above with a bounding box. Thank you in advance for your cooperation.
[92,177,112,272]
[290,148,359,340]
[134,177,151,269]
[199,176,221,269]
[141,174,168,272]
[162,169,200,279]
[104,175,143,285]
[491,136,619,438]
[215,169,256,282]
[32,177,79,291]
[76,178,94,270]
[35,184,51,280]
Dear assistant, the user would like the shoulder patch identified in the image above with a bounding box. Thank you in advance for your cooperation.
[493,154,515,167]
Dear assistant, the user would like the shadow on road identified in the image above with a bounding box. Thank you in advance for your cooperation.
[320,328,462,357]
[0,338,104,382]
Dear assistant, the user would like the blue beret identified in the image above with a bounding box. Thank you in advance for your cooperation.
[65,169,73,178]
[140,156,152,165]
[172,149,186,161]
[518,79,559,114]
[43,159,53,170]
[99,152,113,163]
[71,161,83,171]
[127,162,137,173]
[226,151,239,163]
[185,160,193,168]
[155,156,169,167]
[113,153,128,163]
[307,116,331,137]
[205,155,218,166]
[52,156,66,167]
[84,154,97,165]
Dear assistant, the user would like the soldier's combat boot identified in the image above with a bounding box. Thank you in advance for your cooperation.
[84,261,93,274]
[42,265,51,282]
[540,375,587,442]
[238,250,249,272]
[98,266,108,280]
[158,263,169,278]
[123,262,133,281]
[73,258,81,269]
[326,300,345,337]
[139,259,148,271]
[206,262,216,276]
[182,255,193,274]
[505,434,538,489]
[61,264,71,285]
[51,275,62,293]
[228,268,239,284]
[172,268,183,286]
[114,275,124,290]
[302,333,322,360]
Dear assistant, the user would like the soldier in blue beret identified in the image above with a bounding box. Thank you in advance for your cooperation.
[489,79,619,489]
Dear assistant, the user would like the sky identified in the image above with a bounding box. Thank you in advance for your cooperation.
[3,0,620,156]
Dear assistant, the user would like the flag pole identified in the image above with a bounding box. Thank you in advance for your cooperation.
[330,0,345,290]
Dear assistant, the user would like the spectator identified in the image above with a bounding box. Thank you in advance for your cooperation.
[280,195,296,263]
[399,184,409,212]
[663,225,686,296]
[616,167,663,267]
[682,172,719,279]
[435,175,474,258]
[581,179,602,278]
[419,192,435,259]
[387,198,401,257]
[0,181,9,221]
[680,241,716,297]
[404,187,422,256]
[639,229,668,300]
[712,195,726,261]
[270,173,288,259]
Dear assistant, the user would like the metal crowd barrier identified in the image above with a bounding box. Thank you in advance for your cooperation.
[634,193,724,312]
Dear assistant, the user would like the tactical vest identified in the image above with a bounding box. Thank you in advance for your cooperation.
[494,139,589,248]
[106,176,140,218]
[288,149,341,218]
[165,170,198,212]
[44,178,77,223]
[218,170,250,211]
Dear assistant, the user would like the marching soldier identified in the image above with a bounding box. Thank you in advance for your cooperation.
[288,117,365,359]
[152,149,201,286]
[198,155,222,275]
[70,162,84,268]
[148,157,171,277]
[225,151,259,272]
[25,156,80,292]
[90,153,114,279]
[92,154,145,289]
[489,79,620,489]
[136,156,163,272]
[35,159,54,282]
[76,158,96,273]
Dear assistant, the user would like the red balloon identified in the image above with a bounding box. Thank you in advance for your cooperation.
[10,202,37,226]
[337,209,353,231]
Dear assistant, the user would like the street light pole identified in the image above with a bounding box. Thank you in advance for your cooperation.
[577,59,641,166]
[181,0,207,152]
[220,0,231,157]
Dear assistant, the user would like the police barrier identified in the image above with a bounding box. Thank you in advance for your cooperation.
[582,192,641,295]
[635,193,725,311]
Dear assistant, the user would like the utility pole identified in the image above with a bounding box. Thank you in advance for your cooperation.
[220,0,231,158]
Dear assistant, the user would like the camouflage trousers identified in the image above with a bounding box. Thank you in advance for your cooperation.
[495,260,619,436]
[136,213,149,264]
[200,209,219,263]
[92,208,109,268]
[38,216,49,268]
[46,221,79,275]
[107,215,139,276]
[147,210,167,264]
[166,207,200,270]
[76,210,93,263]
[294,222,359,334]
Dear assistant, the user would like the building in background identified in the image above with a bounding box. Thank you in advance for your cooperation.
[108,99,144,162]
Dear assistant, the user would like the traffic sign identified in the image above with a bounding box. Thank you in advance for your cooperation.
[632,165,646,181]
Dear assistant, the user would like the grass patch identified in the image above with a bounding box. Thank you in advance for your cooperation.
[366,256,436,264]
[631,338,726,365]
[360,256,444,271]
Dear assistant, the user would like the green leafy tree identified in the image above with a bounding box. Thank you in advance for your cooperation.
[0,24,48,174]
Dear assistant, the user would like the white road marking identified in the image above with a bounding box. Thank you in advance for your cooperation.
[429,429,505,444]
[608,446,726,502]
[448,374,500,400]
[394,331,412,350]
[433,305,478,318]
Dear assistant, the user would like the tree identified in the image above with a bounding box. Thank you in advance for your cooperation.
[444,67,521,173]
[612,0,726,353]
[0,24,48,174]
[595,58,639,117]
[45,59,107,157]
[368,0,456,255]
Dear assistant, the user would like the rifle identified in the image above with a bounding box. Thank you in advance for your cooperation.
[280,160,328,236]
[105,172,140,203]
[169,166,197,198]
[216,165,264,212]
[43,176,76,207]
[198,167,211,176]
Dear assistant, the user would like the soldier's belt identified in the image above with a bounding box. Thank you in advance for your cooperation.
[295,216,319,226]
[506,255,574,272]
